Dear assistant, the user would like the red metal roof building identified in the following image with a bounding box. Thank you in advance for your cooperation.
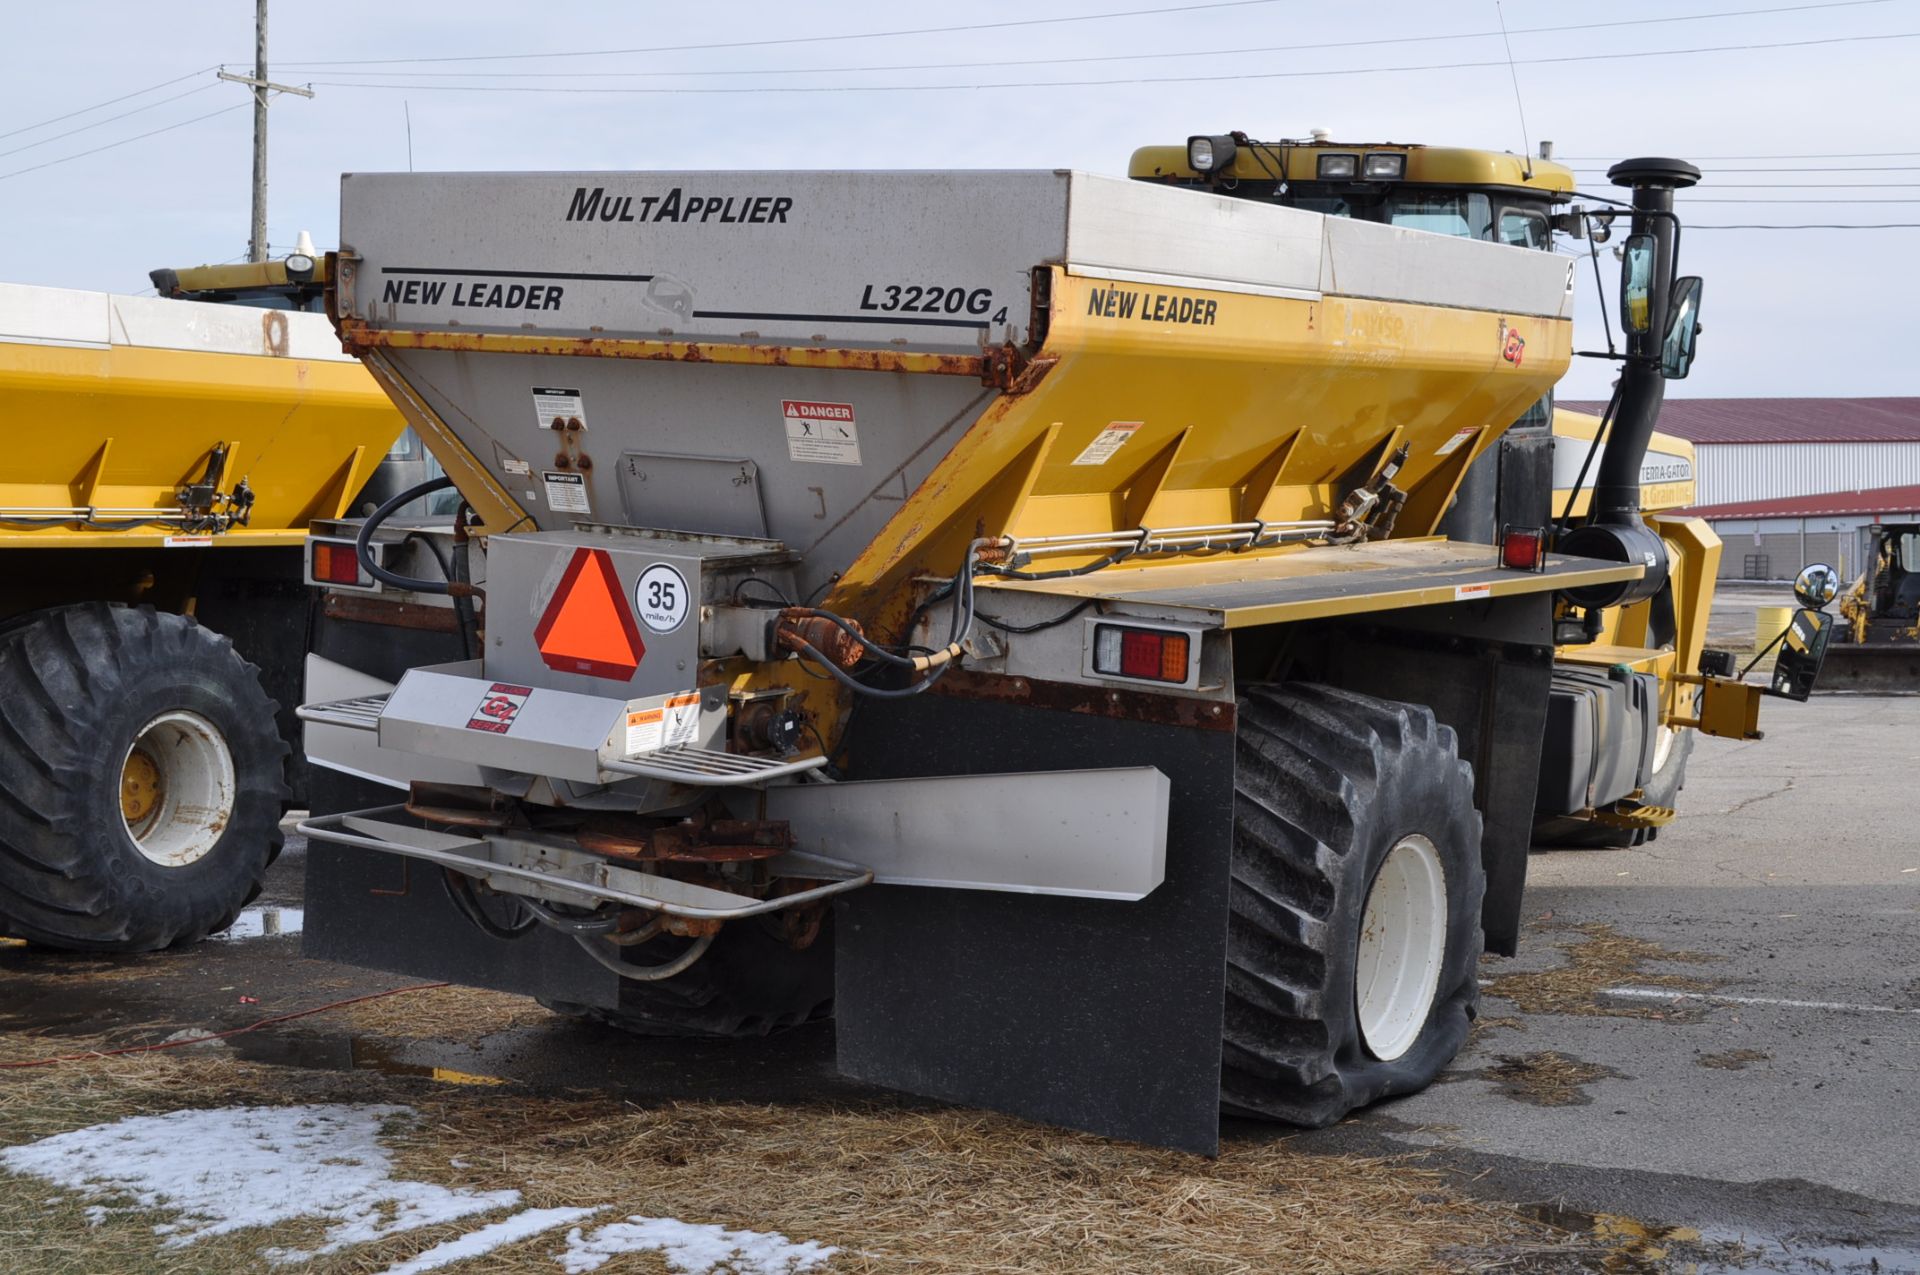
[1559,398,1920,580]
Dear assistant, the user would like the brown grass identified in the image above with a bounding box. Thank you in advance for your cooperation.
[0,1036,1547,1275]
[325,983,550,1040]
[1481,922,1718,1020]
[1473,1052,1623,1108]
[1696,1048,1771,1071]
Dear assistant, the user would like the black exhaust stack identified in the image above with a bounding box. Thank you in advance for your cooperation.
[1559,156,1700,608]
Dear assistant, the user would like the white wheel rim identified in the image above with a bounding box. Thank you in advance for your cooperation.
[1650,723,1676,774]
[119,711,236,868]
[1355,834,1448,1061]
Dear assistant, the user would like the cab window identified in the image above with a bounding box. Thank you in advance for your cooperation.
[1386,191,1491,240]
[1498,206,1549,249]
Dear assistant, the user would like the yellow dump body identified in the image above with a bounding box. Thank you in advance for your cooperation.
[0,283,403,550]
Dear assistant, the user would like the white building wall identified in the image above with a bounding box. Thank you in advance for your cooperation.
[1696,441,1920,505]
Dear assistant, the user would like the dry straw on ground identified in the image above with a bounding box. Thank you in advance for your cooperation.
[1481,921,1718,1019]
[0,1037,1546,1275]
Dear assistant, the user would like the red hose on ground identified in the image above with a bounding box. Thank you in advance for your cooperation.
[0,981,453,1069]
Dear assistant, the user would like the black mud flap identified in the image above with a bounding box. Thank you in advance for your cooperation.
[839,680,1237,1155]
[301,601,621,1008]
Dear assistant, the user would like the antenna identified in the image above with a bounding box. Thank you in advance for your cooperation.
[405,100,414,172]
[1494,1,1534,179]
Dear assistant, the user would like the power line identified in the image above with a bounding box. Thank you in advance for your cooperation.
[311,30,1920,97]
[277,0,1293,68]
[1559,150,1920,160]
[1574,165,1920,172]
[0,102,248,183]
[0,65,218,143]
[1689,222,1920,228]
[0,81,219,161]
[297,0,1903,79]
[1686,197,1920,201]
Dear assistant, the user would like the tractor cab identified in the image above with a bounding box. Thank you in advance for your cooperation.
[1129,133,1578,252]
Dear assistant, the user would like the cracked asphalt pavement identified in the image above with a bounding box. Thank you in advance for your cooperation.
[1311,692,1920,1271]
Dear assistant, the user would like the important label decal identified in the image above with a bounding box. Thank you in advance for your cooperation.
[1434,427,1479,458]
[532,387,587,432]
[1071,421,1141,466]
[1454,583,1493,602]
[466,682,532,734]
[542,471,591,515]
[162,535,213,548]
[781,400,861,465]
[633,563,690,634]
[626,691,701,754]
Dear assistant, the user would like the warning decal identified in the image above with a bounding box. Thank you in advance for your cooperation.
[533,547,646,681]
[781,400,861,465]
[1453,583,1493,602]
[626,691,701,755]
[1434,427,1479,458]
[1071,421,1141,466]
[532,386,587,432]
[542,470,591,515]
[466,682,533,734]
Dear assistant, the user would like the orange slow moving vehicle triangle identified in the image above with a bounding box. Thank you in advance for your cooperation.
[533,547,646,680]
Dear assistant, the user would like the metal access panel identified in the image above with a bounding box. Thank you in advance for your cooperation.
[485,528,770,700]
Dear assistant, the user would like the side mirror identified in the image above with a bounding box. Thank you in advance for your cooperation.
[1768,606,1833,701]
[1793,562,1839,610]
[1619,233,1656,333]
[1661,275,1703,379]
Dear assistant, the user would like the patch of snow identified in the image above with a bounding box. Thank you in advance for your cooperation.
[560,1216,838,1275]
[380,1206,602,1275]
[0,1104,518,1262]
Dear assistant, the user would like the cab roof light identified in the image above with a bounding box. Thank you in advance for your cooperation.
[1316,153,1359,180]
[1362,152,1406,179]
[1187,133,1238,175]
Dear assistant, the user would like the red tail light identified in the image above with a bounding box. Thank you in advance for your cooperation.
[1088,622,1199,687]
[309,538,370,587]
[1500,525,1546,572]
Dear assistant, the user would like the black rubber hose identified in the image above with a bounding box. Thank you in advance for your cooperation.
[355,475,458,594]
[440,869,538,939]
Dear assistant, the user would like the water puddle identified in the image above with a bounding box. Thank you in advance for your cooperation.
[210,906,304,939]
[1516,1203,1920,1273]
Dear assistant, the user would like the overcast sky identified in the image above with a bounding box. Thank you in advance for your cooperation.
[4,0,1913,400]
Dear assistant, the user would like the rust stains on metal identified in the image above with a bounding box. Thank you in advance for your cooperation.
[774,609,866,668]
[930,668,1237,732]
[323,590,462,633]
[261,310,290,357]
[576,809,794,863]
[338,321,1000,381]
[405,781,515,830]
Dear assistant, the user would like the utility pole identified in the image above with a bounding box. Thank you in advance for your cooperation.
[218,0,313,262]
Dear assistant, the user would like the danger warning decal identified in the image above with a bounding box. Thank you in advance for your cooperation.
[625,691,701,755]
[781,400,861,465]
[466,682,533,734]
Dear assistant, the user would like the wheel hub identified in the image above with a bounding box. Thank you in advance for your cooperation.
[1355,834,1448,1062]
[120,748,161,830]
[118,711,237,868]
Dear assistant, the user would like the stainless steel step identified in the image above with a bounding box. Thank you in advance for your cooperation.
[295,692,391,733]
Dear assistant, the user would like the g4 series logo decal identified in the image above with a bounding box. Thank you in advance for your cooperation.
[1499,319,1527,366]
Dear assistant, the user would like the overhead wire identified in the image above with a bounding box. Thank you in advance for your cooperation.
[277,0,1297,67]
[0,81,221,160]
[308,31,1920,97]
[295,0,1903,79]
[0,101,249,182]
[0,65,219,142]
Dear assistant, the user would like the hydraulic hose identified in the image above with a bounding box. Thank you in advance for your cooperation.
[355,475,458,594]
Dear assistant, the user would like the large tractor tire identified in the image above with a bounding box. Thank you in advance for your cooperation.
[1534,726,1694,850]
[542,913,834,1038]
[1222,684,1485,1127]
[0,604,289,952]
